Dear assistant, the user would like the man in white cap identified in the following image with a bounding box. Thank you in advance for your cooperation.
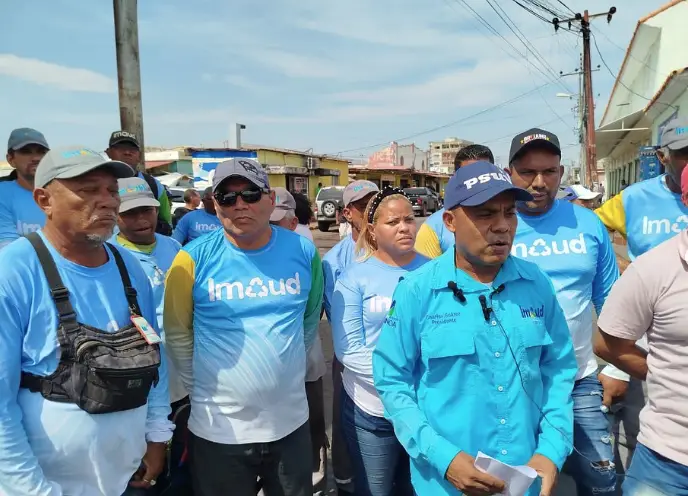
[0,128,50,248]
[0,146,174,495]
[559,185,602,209]
[270,186,329,495]
[322,179,379,494]
[164,158,324,495]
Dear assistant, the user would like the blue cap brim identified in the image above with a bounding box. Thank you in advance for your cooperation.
[459,184,534,207]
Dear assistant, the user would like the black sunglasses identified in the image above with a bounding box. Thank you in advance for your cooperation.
[214,187,268,207]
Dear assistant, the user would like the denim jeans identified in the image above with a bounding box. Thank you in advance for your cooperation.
[612,377,647,473]
[189,422,312,496]
[622,443,688,495]
[340,390,413,496]
[562,375,617,495]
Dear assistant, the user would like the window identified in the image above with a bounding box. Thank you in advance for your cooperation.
[399,156,405,166]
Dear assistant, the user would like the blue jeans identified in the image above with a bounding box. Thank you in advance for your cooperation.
[623,443,688,495]
[562,375,616,495]
[340,390,413,496]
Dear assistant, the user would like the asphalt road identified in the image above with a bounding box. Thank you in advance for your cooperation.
[312,215,582,495]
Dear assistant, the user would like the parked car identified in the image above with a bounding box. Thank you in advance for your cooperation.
[403,187,440,216]
[315,186,345,232]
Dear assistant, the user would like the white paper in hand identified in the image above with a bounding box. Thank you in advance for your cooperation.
[474,451,538,496]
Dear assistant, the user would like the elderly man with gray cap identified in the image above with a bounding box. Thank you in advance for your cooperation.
[164,158,324,496]
[321,179,379,495]
[0,147,175,495]
[0,128,50,249]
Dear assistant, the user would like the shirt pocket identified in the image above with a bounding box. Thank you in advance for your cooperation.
[420,328,478,393]
[518,321,554,383]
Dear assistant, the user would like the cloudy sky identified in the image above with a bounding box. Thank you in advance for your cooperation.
[0,0,670,164]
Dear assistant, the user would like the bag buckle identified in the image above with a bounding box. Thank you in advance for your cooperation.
[50,287,70,301]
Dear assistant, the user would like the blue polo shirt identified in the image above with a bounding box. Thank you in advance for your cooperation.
[322,234,357,321]
[0,180,45,249]
[373,250,577,496]
[414,208,454,259]
[171,209,222,245]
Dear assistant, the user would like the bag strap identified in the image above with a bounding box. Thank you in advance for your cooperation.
[141,172,159,199]
[26,233,79,328]
[106,243,143,317]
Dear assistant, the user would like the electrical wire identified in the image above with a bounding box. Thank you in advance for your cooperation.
[590,31,653,104]
[331,81,554,155]
[449,0,568,90]
[484,0,572,93]
[484,0,574,128]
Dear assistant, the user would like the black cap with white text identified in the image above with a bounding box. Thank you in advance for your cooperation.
[509,128,561,164]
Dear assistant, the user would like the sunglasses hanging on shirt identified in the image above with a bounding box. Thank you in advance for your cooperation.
[367,186,408,223]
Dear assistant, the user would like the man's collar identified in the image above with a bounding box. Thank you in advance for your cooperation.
[430,248,535,292]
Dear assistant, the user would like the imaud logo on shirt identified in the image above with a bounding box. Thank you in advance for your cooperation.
[195,222,221,232]
[642,215,688,235]
[208,273,301,301]
[464,170,512,190]
[17,221,41,235]
[520,305,544,319]
[511,234,587,258]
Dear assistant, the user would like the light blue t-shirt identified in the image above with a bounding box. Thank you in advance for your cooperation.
[332,254,428,416]
[513,200,619,380]
[0,231,173,496]
[164,226,324,444]
[322,234,356,321]
[372,250,577,496]
[0,180,46,249]
[171,208,221,244]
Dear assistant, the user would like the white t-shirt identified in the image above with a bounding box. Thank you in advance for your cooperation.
[295,223,314,242]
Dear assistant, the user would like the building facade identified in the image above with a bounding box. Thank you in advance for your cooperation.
[187,146,348,200]
[368,142,428,171]
[428,138,474,174]
[596,0,688,196]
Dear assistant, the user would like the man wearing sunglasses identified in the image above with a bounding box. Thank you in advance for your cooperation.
[171,187,222,245]
[164,158,324,496]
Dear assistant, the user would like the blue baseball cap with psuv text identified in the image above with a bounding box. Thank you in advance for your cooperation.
[444,160,533,210]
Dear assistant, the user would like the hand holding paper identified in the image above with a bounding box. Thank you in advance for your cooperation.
[474,451,538,496]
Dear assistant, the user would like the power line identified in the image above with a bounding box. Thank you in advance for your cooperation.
[449,0,568,89]
[590,31,652,103]
[485,0,570,91]
[332,81,554,155]
[485,0,574,125]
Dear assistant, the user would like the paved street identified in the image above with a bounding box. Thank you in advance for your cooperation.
[311,215,588,495]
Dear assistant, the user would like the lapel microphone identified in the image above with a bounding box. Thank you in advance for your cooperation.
[446,281,466,303]
[480,284,506,321]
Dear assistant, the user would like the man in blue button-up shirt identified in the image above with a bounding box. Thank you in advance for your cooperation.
[373,161,577,496]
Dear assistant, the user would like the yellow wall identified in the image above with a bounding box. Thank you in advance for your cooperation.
[267,174,287,189]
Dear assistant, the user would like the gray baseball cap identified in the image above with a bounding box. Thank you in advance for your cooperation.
[270,187,296,222]
[343,180,379,206]
[8,128,49,151]
[118,177,160,213]
[212,157,270,193]
[35,146,134,188]
[660,117,688,150]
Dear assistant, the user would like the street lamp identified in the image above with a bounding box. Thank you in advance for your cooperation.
[556,93,578,99]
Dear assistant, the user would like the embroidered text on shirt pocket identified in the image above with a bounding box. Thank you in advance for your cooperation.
[421,329,478,392]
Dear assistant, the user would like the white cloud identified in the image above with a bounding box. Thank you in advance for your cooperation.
[0,54,116,93]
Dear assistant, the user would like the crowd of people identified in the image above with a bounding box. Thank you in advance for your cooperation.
[0,118,687,496]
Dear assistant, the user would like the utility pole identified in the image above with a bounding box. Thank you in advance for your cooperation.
[554,7,616,188]
[114,0,145,172]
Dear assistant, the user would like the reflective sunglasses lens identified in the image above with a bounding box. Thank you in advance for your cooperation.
[241,190,263,203]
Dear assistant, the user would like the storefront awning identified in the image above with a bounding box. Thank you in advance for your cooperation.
[594,109,649,159]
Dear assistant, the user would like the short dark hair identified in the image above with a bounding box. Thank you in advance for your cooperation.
[292,192,313,225]
[183,188,199,203]
[454,144,495,171]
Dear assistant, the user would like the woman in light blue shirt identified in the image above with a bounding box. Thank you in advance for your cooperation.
[332,187,428,496]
